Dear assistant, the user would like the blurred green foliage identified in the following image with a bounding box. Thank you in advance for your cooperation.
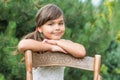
[0,0,120,80]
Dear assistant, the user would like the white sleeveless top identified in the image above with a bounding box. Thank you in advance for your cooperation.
[33,66,65,80]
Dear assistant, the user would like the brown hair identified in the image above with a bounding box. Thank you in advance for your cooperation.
[35,4,63,27]
[23,4,64,41]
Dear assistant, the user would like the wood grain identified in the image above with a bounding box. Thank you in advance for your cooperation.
[32,52,94,71]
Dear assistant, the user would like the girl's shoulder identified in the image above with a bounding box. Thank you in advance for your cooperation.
[23,32,35,39]
[22,31,43,41]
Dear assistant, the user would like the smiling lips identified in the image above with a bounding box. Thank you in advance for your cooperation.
[52,32,63,36]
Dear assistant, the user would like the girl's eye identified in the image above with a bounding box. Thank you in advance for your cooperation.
[47,23,54,26]
[59,22,64,25]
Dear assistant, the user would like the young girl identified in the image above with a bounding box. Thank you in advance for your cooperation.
[18,3,86,80]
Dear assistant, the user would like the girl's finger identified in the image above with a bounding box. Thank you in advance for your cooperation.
[46,40,57,45]
[42,39,48,43]
[61,49,67,54]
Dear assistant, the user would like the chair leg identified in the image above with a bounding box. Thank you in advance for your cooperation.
[94,55,101,80]
[98,75,102,80]
[25,50,33,80]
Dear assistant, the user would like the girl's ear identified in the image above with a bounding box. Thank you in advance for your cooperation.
[38,27,42,33]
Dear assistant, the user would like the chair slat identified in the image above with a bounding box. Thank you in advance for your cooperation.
[32,52,94,71]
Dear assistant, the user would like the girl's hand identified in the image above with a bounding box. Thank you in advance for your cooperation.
[51,45,67,54]
[42,39,57,45]
[42,39,67,54]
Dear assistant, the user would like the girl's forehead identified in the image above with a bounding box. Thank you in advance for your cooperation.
[48,16,64,22]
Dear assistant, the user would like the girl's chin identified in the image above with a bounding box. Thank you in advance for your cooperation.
[50,37,61,40]
[44,35,62,40]
[51,38,61,40]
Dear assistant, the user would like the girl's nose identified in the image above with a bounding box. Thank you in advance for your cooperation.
[54,24,60,30]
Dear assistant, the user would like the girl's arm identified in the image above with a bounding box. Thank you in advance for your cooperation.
[18,39,67,53]
[45,39,86,58]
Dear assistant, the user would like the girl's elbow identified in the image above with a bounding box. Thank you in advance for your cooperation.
[80,51,86,57]
[76,50,86,58]
[76,46,86,58]
[18,44,25,52]
[17,41,26,52]
[79,45,86,57]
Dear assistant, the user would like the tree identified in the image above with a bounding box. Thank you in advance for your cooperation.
[0,0,120,80]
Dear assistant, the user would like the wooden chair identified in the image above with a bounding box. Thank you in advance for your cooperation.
[25,50,102,80]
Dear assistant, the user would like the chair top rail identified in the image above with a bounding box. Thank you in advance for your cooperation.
[32,52,94,71]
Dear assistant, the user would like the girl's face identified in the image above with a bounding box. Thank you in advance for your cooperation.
[38,16,65,40]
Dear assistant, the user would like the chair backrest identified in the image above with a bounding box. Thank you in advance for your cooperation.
[25,50,101,80]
